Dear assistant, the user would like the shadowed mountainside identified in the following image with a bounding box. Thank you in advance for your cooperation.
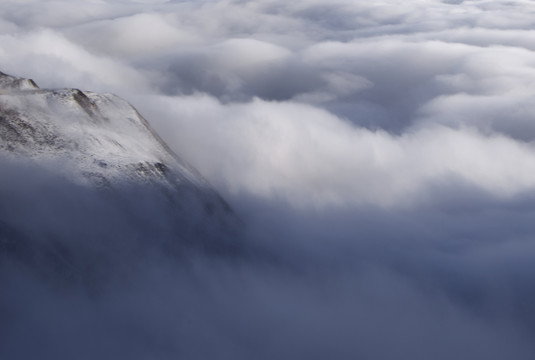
[0,71,241,288]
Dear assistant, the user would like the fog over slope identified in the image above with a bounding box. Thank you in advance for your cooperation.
[2,0,535,359]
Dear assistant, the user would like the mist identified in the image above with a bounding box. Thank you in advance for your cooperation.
[2,0,535,358]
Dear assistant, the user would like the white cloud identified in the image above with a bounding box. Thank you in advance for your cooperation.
[138,94,535,208]
[68,13,200,57]
[0,29,149,92]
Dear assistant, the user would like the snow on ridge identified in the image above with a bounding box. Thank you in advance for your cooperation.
[0,71,205,189]
[0,71,241,269]
[0,71,39,91]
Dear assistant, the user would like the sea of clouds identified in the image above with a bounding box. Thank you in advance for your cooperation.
[2,1,535,359]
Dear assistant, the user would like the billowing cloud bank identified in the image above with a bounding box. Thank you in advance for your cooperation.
[2,0,535,359]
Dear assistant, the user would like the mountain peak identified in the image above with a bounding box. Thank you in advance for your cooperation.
[0,72,205,188]
[0,71,39,91]
[0,71,240,277]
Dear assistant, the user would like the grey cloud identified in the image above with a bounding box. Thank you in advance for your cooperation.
[3,164,535,359]
[156,51,322,101]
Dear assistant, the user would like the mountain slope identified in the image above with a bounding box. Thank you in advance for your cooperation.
[0,71,240,285]
[0,71,207,187]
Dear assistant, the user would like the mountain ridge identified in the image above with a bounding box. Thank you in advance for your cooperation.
[0,70,240,286]
[0,71,207,188]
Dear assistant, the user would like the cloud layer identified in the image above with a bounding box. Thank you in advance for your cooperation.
[2,0,535,358]
[3,0,535,208]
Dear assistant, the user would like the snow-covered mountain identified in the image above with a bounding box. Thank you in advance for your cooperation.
[0,71,240,286]
[0,70,208,188]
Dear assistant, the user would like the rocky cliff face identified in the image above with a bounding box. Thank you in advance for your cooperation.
[0,71,240,286]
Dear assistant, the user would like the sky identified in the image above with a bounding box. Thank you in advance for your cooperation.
[2,0,535,359]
